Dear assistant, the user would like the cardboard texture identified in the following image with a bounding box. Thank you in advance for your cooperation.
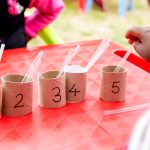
[65,65,87,103]
[2,75,33,117]
[100,66,127,102]
[39,71,66,108]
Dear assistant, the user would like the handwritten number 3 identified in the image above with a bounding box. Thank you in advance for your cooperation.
[14,93,24,108]
[52,87,61,103]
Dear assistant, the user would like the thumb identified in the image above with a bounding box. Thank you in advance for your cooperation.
[133,41,143,53]
[133,42,150,62]
[133,41,144,56]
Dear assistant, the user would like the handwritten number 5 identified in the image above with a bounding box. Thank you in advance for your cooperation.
[112,81,120,94]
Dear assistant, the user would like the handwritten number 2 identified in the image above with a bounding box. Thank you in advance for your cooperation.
[14,93,24,108]
[52,87,61,103]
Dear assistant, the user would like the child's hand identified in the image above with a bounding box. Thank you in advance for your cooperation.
[125,26,150,62]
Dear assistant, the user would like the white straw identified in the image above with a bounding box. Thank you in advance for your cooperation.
[0,44,5,62]
[114,49,130,72]
[22,50,44,82]
[104,103,150,115]
[56,45,80,78]
[84,38,110,71]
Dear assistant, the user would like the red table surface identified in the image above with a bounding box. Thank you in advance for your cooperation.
[0,40,150,150]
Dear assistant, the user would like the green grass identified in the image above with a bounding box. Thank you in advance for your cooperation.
[28,0,150,49]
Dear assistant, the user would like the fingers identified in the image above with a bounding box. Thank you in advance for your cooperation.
[125,27,144,44]
[125,26,143,38]
[125,26,150,62]
[126,35,142,45]
[128,38,140,44]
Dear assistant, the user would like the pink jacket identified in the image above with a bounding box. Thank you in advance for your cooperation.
[25,0,64,38]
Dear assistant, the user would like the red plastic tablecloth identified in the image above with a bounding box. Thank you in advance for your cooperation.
[0,40,150,150]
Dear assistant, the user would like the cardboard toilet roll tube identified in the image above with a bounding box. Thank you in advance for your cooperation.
[100,66,127,102]
[39,71,66,108]
[2,74,33,117]
[65,65,87,103]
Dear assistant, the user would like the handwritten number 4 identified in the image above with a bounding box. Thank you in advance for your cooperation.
[69,84,80,96]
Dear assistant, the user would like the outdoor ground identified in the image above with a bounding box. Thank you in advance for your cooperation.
[28,0,150,50]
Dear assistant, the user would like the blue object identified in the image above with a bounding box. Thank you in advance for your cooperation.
[118,0,133,17]
[128,0,133,11]
[118,0,126,17]
[85,0,93,12]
